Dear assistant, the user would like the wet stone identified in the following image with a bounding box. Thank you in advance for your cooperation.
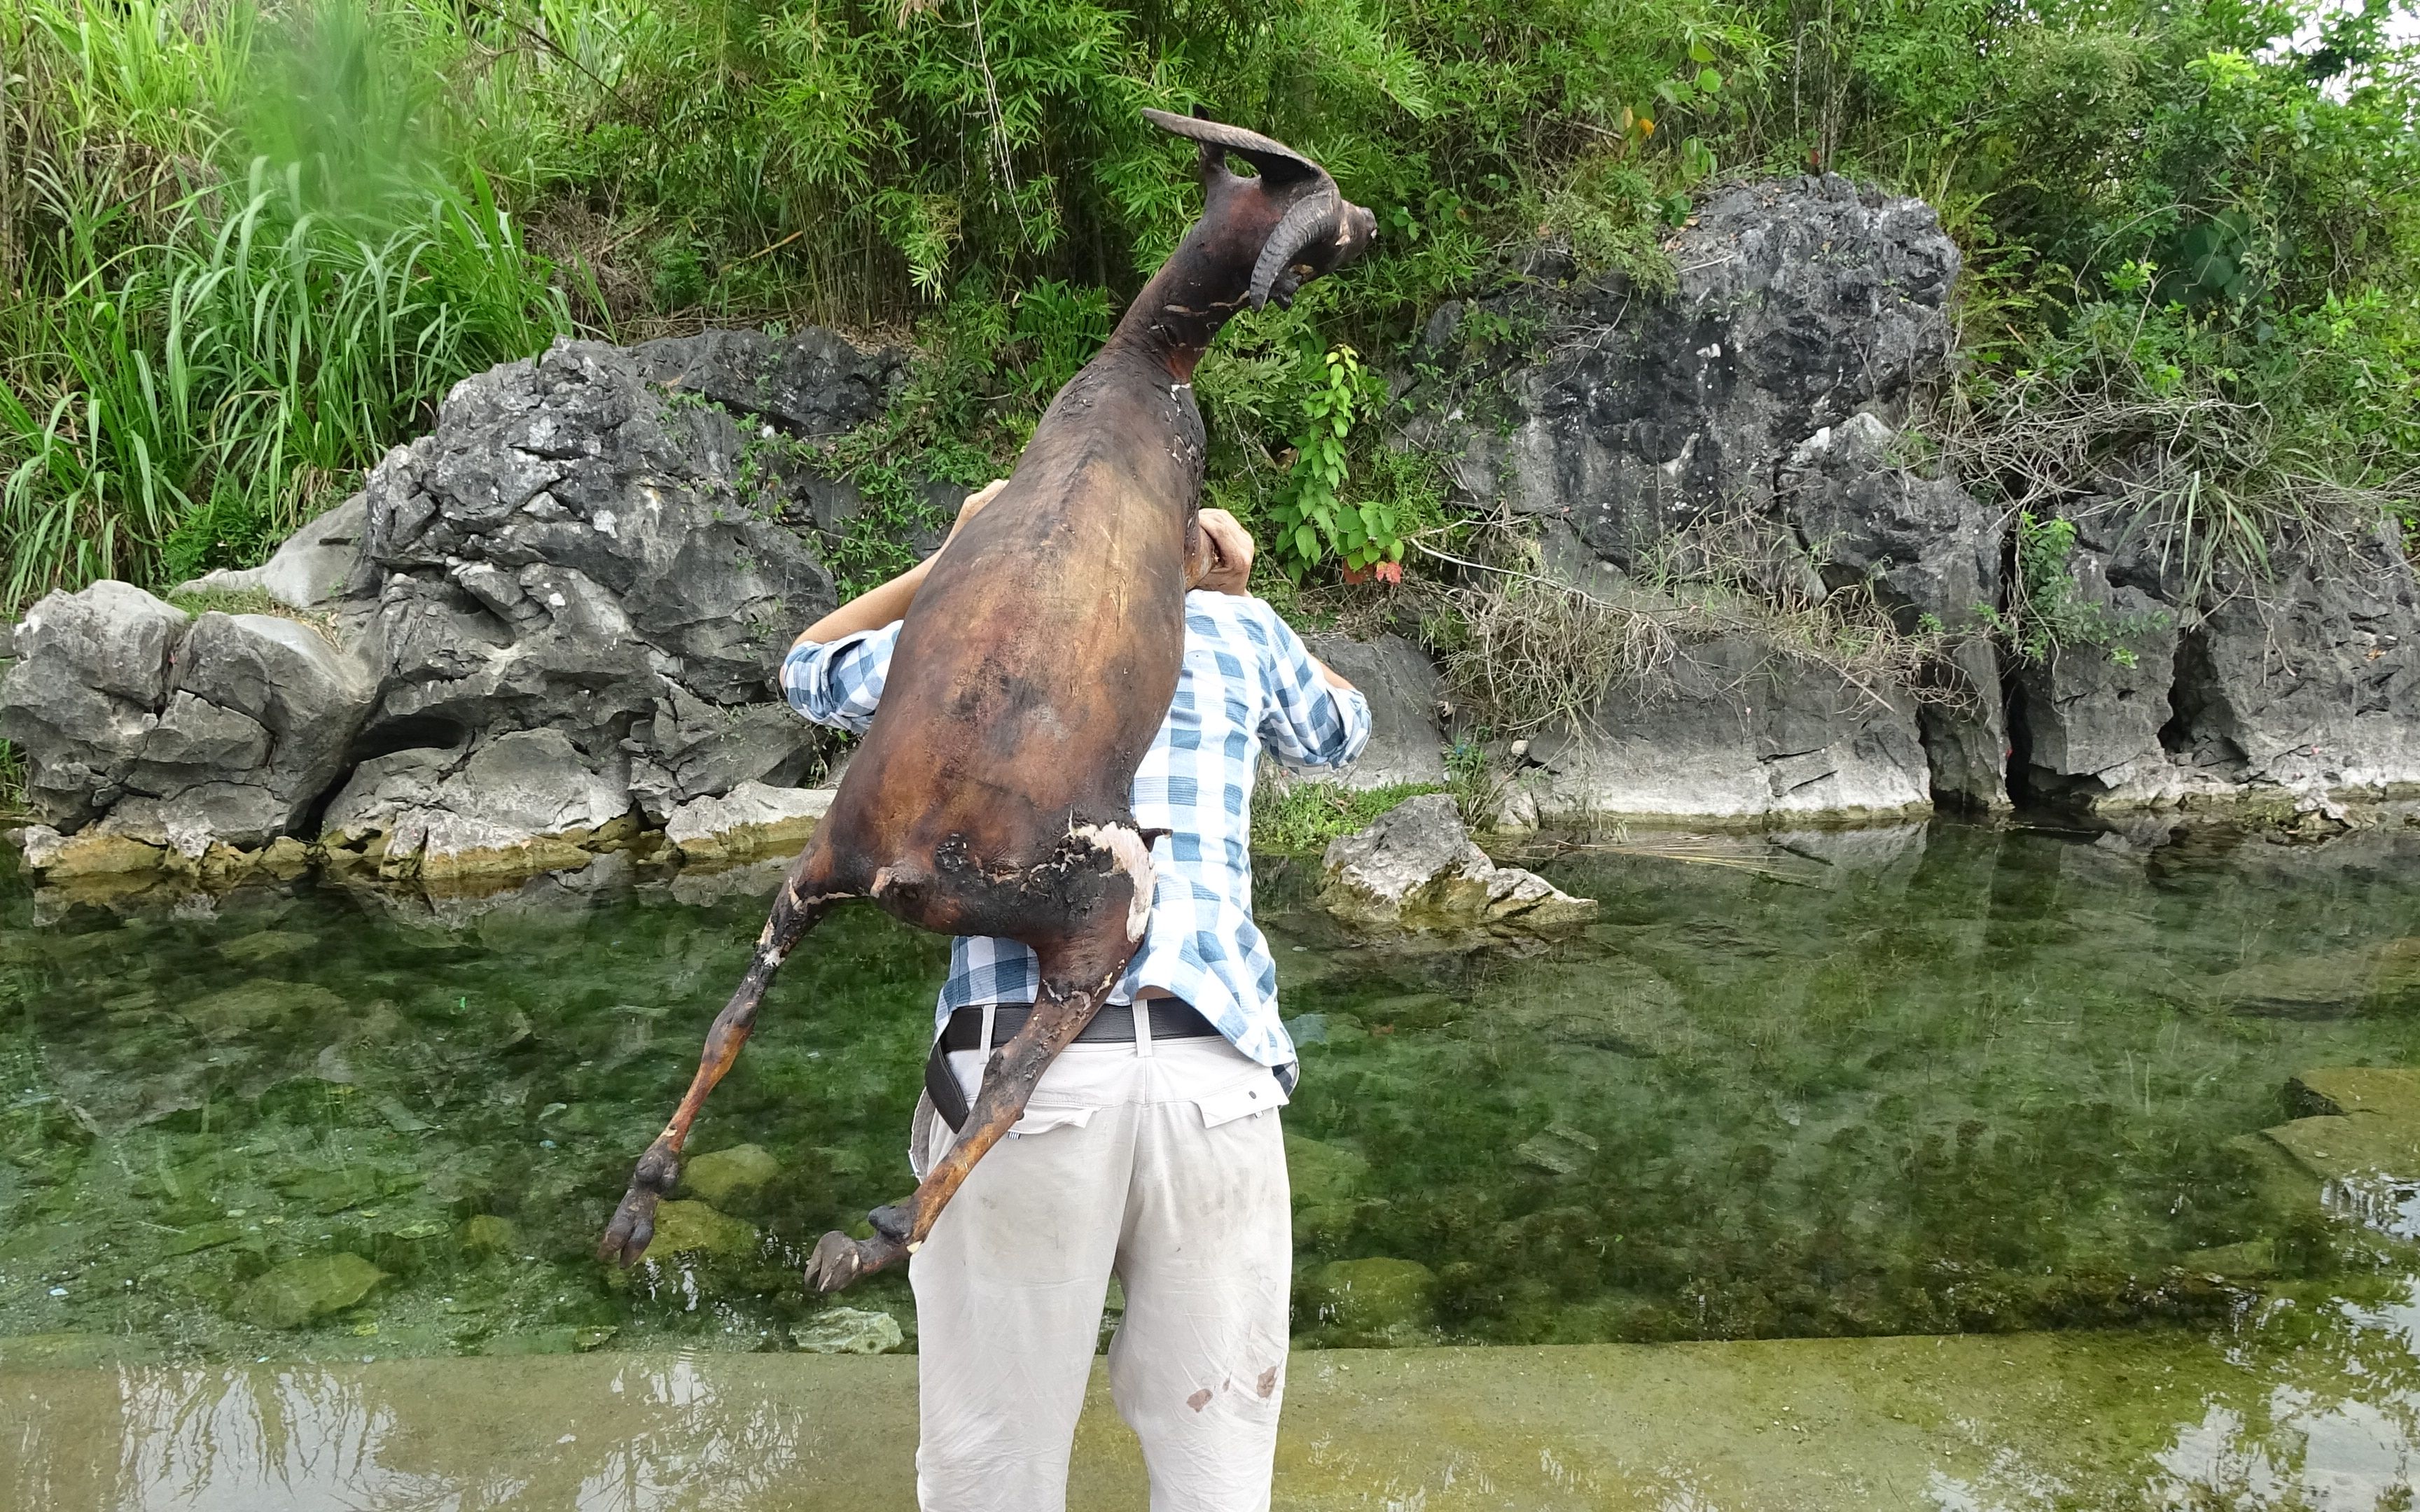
[791,1307,904,1355]
[459,1215,518,1257]
[1284,1135,1370,1210]
[240,1254,387,1329]
[644,1200,759,1261]
[680,1144,781,1208]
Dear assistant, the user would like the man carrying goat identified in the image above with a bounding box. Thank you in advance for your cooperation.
[786,499,1369,1512]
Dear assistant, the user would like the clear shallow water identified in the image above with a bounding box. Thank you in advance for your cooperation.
[4,820,2420,1368]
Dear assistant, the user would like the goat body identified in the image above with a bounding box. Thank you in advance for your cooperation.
[600,113,1375,1288]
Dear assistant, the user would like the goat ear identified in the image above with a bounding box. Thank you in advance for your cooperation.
[1249,188,1341,309]
[1141,108,1323,189]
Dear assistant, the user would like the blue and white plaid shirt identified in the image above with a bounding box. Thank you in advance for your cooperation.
[781,590,1371,1071]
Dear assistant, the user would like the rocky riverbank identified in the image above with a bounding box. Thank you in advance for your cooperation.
[6,176,2417,895]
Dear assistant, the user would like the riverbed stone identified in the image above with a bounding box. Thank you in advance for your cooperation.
[645,1200,759,1261]
[2206,937,2420,1014]
[681,1144,781,1207]
[791,1307,905,1355]
[239,1253,387,1329]
[1284,1135,1370,1210]
[1307,1257,1437,1336]
[459,1215,519,1257]
[1319,794,1597,941]
[2289,1067,2420,1121]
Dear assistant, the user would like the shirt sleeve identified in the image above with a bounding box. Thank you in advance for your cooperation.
[780,622,901,734]
[1256,608,1373,770]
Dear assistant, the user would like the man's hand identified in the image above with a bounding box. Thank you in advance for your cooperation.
[1192,509,1255,596]
[948,478,1010,543]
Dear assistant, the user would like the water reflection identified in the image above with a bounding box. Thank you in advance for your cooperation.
[9,1312,2420,1510]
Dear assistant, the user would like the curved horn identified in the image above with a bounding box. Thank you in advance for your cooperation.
[1141,108,1323,188]
[1249,187,1341,309]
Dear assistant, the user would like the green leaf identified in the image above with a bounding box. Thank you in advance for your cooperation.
[1688,38,1715,63]
[1295,524,1319,559]
[1697,68,1723,94]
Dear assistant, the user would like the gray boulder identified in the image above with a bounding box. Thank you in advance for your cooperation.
[0,582,191,827]
[108,612,375,852]
[629,327,903,437]
[1304,633,1448,788]
[1,584,375,860]
[1503,631,1933,825]
[1319,793,1596,941]
[1417,175,1959,565]
[322,729,632,880]
[2164,528,2420,797]
[1776,412,2000,631]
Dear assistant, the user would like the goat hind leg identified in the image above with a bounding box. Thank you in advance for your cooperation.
[599,846,851,1267]
[807,934,1133,1292]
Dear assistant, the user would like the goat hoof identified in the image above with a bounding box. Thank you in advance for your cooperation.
[807,1231,864,1292]
[868,1204,915,1243]
[597,1186,660,1267]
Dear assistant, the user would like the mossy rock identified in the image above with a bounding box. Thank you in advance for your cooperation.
[646,1200,760,1260]
[681,1143,782,1208]
[1308,1256,1437,1336]
[459,1214,519,1256]
[1285,1135,1370,1210]
[791,1306,904,1354]
[240,1253,386,1329]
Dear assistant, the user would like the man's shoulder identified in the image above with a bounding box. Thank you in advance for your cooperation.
[1182,590,1285,650]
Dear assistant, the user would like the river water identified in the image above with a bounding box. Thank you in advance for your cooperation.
[5,819,2420,1504]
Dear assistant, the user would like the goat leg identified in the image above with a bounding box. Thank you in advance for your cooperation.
[599,849,850,1267]
[807,952,1125,1292]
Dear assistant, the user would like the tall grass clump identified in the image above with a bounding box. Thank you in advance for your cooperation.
[0,0,571,615]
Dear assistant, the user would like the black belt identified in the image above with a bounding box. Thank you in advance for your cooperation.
[924,1001,1218,1131]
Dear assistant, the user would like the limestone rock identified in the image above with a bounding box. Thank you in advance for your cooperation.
[1415,176,1959,563]
[664,780,833,863]
[681,1143,781,1207]
[1303,634,1447,788]
[240,1253,385,1329]
[0,582,192,828]
[321,729,632,880]
[1319,794,1597,941]
[791,1306,905,1354]
[1509,631,1935,824]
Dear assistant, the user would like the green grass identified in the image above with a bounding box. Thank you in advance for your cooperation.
[1252,780,1440,856]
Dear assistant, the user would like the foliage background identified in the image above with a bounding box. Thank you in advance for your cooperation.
[0,0,2414,616]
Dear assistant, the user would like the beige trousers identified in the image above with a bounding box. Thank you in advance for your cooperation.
[908,1020,1293,1512]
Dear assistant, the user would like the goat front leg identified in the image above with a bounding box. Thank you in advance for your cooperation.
[599,846,850,1266]
[807,946,1125,1292]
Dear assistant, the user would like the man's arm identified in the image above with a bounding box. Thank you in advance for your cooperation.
[793,478,1010,648]
[1192,510,1357,692]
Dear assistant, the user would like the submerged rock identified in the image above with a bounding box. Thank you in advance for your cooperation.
[1306,1257,1437,1336]
[240,1253,386,1329]
[791,1306,905,1354]
[680,1143,781,1207]
[644,1199,759,1260]
[1319,794,1597,942]
[458,1215,519,1256]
